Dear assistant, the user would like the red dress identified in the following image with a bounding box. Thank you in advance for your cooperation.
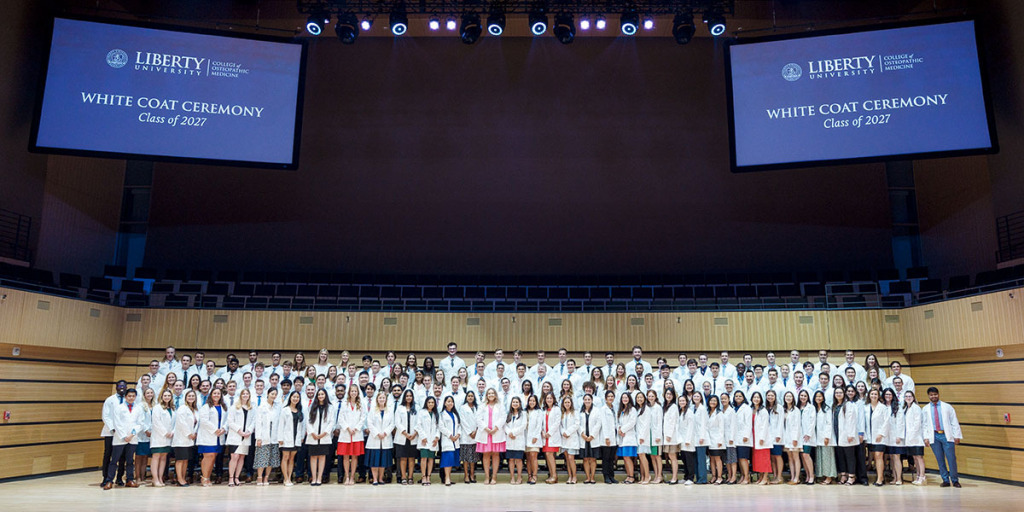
[751,410,770,473]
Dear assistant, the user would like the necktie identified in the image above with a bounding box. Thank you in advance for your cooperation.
[119,395,124,404]
[128,404,133,413]
[229,396,234,406]
[560,363,565,374]
[933,403,943,432]
[175,396,180,408]
[257,396,262,406]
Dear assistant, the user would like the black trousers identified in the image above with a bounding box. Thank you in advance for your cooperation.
[327,434,340,481]
[101,436,126,484]
[244,435,257,477]
[682,451,697,482]
[855,443,868,484]
[107,444,136,483]
[600,446,617,480]
[294,444,309,479]
[836,445,855,475]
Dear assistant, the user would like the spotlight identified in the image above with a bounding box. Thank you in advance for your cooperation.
[643,16,654,30]
[529,10,548,36]
[580,16,591,31]
[620,12,639,36]
[595,14,607,30]
[487,9,506,36]
[553,13,575,44]
[429,15,440,31]
[446,15,458,31]
[460,13,482,44]
[672,12,696,45]
[360,16,373,31]
[390,10,408,35]
[703,9,726,36]
[306,14,325,36]
[335,13,359,44]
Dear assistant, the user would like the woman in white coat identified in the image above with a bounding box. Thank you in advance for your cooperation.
[438,395,461,486]
[721,393,737,484]
[706,395,726,484]
[149,389,176,487]
[277,391,306,486]
[782,391,802,485]
[104,388,144,489]
[866,388,890,486]
[253,387,280,485]
[458,391,479,484]
[577,394,602,484]
[899,390,927,485]
[751,392,772,485]
[476,388,507,485]
[525,394,544,484]
[797,390,817,484]
[634,392,654,484]
[504,396,527,485]
[644,390,664,484]
[677,393,696,484]
[172,390,199,486]
[337,385,366,485]
[367,391,396,485]
[813,390,835,484]
[765,390,784,485]
[600,390,619,484]
[394,390,419,485]
[304,388,334,486]
[417,396,441,485]
[732,391,754,484]
[133,387,154,485]
[559,395,580,484]
[834,387,859,485]
[226,388,256,487]
[662,389,681,484]
[539,392,562,484]
[691,392,710,484]
[197,388,228,487]
[615,392,638,484]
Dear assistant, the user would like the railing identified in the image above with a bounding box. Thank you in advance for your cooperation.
[0,208,32,262]
[996,209,1024,263]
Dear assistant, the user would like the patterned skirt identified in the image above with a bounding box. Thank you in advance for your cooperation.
[254,443,281,469]
[460,443,480,463]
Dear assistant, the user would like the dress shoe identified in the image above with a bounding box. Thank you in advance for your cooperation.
[940,481,951,487]
[125,481,139,488]
[953,482,961,488]
[102,482,113,490]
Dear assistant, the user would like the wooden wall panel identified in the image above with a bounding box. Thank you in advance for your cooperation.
[0,441,104,480]
[121,308,200,349]
[912,361,1024,384]
[1,403,101,424]
[0,288,122,353]
[902,286,1024,354]
[923,445,1024,483]
[0,422,102,447]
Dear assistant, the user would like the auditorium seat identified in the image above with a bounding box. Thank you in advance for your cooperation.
[292,297,314,309]
[104,265,127,278]
[464,287,486,300]
[164,294,191,308]
[420,286,442,299]
[875,268,901,281]
[316,284,340,298]
[240,271,265,284]
[151,282,176,294]
[295,284,318,297]
[443,286,464,300]
[134,267,160,280]
[755,284,778,298]
[264,272,288,284]
[887,281,913,295]
[693,286,714,299]
[252,284,275,296]
[848,270,873,282]
[206,283,230,296]
[124,293,148,308]
[163,269,188,282]
[59,272,83,290]
[652,287,673,300]
[735,285,757,298]
[590,287,610,300]
[246,297,269,309]
[121,280,145,294]
[232,283,255,296]
[200,295,221,308]
[178,283,204,295]
[268,297,291,309]
[906,266,930,280]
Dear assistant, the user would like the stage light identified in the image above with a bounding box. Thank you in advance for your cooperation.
[446,15,458,31]
[429,15,440,31]
[335,13,359,44]
[390,10,408,35]
[306,14,325,35]
[553,13,575,44]
[580,16,591,31]
[703,10,726,36]
[460,13,482,44]
[529,10,548,36]
[487,9,506,36]
[672,12,696,45]
[360,17,373,31]
[643,16,654,30]
[595,15,607,30]
[620,12,639,36]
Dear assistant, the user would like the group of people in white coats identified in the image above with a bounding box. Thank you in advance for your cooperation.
[99,344,964,489]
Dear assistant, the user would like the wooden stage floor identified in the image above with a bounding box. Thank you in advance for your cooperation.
[0,472,1017,512]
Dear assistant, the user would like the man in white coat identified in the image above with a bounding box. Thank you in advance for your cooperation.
[923,387,963,488]
[100,380,128,486]
[440,342,467,382]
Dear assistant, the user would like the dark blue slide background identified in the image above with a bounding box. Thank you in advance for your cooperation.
[729,21,993,169]
[34,18,303,165]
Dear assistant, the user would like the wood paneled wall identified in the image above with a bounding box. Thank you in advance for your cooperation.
[120,309,906,353]
[901,286,1024,354]
[0,287,123,353]
[0,343,115,480]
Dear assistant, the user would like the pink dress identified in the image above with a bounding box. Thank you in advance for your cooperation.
[476,405,506,453]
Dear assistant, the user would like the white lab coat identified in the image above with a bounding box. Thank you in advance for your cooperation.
[476,404,508,445]
[276,407,306,448]
[578,408,603,450]
[662,406,680,446]
[900,405,925,447]
[394,405,417,446]
[136,405,152,444]
[767,409,784,446]
[437,409,461,452]
[255,402,277,445]
[677,408,695,452]
[753,408,771,449]
[197,404,227,447]
[707,410,726,450]
[305,404,336,446]
[799,406,817,447]
[616,408,638,447]
[835,402,860,447]
[172,405,198,447]
[692,406,709,447]
[526,409,545,449]
[539,407,562,448]
[111,402,145,446]
[416,411,440,450]
[458,404,478,444]
[867,403,891,445]
[814,406,833,446]
[337,401,366,444]
[722,407,736,447]
[504,411,528,451]
[150,406,175,449]
[367,407,396,450]
[600,405,618,447]
[226,405,256,446]
[560,410,580,450]
[733,404,753,447]
[783,408,801,449]
[922,401,963,442]
[101,393,122,437]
